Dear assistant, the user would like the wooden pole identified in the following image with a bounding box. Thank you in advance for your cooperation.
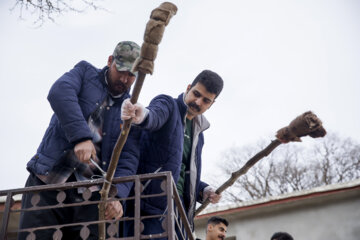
[195,111,327,216]
[98,3,177,239]
[195,140,281,216]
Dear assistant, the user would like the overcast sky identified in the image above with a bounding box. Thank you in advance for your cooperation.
[0,0,359,191]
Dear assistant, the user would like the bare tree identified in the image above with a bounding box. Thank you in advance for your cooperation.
[312,133,360,185]
[217,133,360,203]
[11,0,105,26]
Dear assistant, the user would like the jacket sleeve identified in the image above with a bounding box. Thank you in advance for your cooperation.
[47,61,93,144]
[114,127,141,199]
[139,94,175,131]
[197,181,209,203]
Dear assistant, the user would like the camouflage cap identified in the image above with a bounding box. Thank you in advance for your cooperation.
[113,41,140,74]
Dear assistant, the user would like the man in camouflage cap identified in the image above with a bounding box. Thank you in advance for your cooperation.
[18,41,141,239]
[107,41,140,96]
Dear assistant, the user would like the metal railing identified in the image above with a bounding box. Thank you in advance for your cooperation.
[0,172,194,240]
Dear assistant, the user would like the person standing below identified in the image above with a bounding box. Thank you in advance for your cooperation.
[18,41,141,240]
[203,216,228,240]
[121,70,224,238]
[271,232,294,240]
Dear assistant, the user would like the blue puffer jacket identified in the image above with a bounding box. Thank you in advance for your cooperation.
[26,61,140,198]
[137,93,209,222]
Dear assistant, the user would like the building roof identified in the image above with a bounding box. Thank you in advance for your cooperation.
[196,178,360,219]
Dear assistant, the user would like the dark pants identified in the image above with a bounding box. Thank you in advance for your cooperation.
[123,211,167,240]
[17,173,100,240]
[123,197,189,240]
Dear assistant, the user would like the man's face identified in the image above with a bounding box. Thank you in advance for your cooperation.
[106,56,136,96]
[184,82,216,119]
[207,222,227,240]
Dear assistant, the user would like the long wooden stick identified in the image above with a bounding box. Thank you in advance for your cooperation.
[98,72,145,239]
[195,139,281,216]
[195,111,327,216]
[98,2,177,239]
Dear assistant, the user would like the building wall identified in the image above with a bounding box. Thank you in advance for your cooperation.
[194,188,360,240]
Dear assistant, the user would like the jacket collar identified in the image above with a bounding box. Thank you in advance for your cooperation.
[99,66,109,88]
[193,113,210,133]
[176,93,188,123]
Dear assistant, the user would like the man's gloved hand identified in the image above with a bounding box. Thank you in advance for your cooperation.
[121,98,149,124]
[203,186,221,204]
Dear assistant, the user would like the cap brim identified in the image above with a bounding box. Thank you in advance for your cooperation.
[115,61,137,75]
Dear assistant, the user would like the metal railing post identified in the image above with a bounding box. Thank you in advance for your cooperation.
[0,192,14,240]
[166,172,175,239]
[134,175,141,240]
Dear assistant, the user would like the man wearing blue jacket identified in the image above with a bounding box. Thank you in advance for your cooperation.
[18,41,141,240]
[122,70,223,238]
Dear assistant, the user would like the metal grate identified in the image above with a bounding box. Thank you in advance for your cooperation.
[0,172,194,240]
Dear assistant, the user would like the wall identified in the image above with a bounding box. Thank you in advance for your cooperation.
[194,187,360,240]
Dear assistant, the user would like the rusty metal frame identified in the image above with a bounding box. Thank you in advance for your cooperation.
[0,172,195,240]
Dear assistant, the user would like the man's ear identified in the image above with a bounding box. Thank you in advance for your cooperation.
[107,56,113,67]
[209,99,215,108]
[207,224,213,232]
[186,84,192,93]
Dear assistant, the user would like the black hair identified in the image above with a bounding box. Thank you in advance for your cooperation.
[207,216,229,227]
[191,70,224,98]
[271,232,294,240]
